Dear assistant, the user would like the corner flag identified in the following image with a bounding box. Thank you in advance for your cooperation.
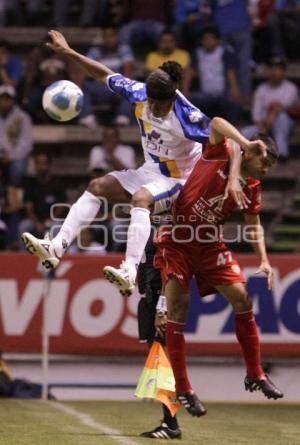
[135,341,180,416]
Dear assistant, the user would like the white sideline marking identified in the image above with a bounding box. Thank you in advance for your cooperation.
[48,401,139,445]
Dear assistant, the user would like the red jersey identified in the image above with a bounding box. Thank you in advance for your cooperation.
[172,138,262,241]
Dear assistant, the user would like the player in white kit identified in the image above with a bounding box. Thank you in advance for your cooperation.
[22,30,211,296]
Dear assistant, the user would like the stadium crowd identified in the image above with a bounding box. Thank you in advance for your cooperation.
[0,0,300,251]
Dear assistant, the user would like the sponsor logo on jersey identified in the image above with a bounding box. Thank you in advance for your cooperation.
[189,110,203,123]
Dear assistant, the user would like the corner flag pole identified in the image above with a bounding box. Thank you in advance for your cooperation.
[42,268,55,400]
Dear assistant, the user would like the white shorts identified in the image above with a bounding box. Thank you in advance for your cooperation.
[108,164,185,214]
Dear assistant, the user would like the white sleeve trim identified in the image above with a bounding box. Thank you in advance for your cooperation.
[106,73,121,92]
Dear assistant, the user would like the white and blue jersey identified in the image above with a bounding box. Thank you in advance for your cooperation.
[107,73,211,181]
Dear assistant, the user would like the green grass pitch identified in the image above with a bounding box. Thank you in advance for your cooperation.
[0,400,299,445]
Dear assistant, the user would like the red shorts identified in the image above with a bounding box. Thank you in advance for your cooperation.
[154,228,245,296]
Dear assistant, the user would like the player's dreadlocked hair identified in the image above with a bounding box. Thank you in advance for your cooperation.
[159,61,183,84]
[146,61,183,101]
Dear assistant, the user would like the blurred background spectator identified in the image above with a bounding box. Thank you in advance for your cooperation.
[0,348,51,398]
[23,36,83,123]
[0,0,126,27]
[187,26,242,124]
[269,0,300,61]
[0,85,32,186]
[210,0,253,102]
[0,40,23,90]
[80,27,135,127]
[119,0,172,55]
[251,0,279,64]
[103,0,128,28]
[145,30,192,94]
[25,59,68,123]
[243,57,299,161]
[0,160,21,250]
[52,0,106,27]
[88,125,137,177]
[251,0,300,64]
[88,125,137,252]
[18,150,66,244]
[145,31,190,73]
[173,0,211,50]
[68,226,107,255]
[0,0,42,26]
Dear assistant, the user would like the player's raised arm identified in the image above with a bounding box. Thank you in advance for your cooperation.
[223,139,250,210]
[210,117,250,209]
[46,30,114,83]
[244,213,274,290]
[221,138,252,209]
[210,117,267,155]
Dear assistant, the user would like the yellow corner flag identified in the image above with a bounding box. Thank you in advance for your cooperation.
[135,341,181,417]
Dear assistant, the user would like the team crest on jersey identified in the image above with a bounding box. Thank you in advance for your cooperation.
[146,129,165,153]
[149,130,161,141]
[192,194,225,223]
[189,110,203,123]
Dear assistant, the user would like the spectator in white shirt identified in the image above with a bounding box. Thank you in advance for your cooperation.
[68,227,107,256]
[243,57,299,160]
[88,125,137,177]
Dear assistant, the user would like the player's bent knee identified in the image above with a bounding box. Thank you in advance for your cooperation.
[233,292,253,313]
[87,178,107,197]
[219,283,253,313]
[131,189,153,209]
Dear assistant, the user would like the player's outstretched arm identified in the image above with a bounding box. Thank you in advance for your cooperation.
[209,117,249,208]
[210,117,267,155]
[244,213,274,290]
[223,139,250,209]
[46,30,114,83]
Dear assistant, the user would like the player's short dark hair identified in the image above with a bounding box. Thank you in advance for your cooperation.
[201,25,221,41]
[159,29,176,39]
[251,133,278,160]
[146,61,183,101]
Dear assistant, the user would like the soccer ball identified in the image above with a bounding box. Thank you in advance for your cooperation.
[42,80,84,122]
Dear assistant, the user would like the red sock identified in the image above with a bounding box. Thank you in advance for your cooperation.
[235,311,264,379]
[166,320,192,393]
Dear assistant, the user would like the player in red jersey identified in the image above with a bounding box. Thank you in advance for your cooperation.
[155,116,284,417]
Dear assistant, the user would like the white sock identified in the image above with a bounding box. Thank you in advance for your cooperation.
[125,207,151,268]
[52,191,101,257]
